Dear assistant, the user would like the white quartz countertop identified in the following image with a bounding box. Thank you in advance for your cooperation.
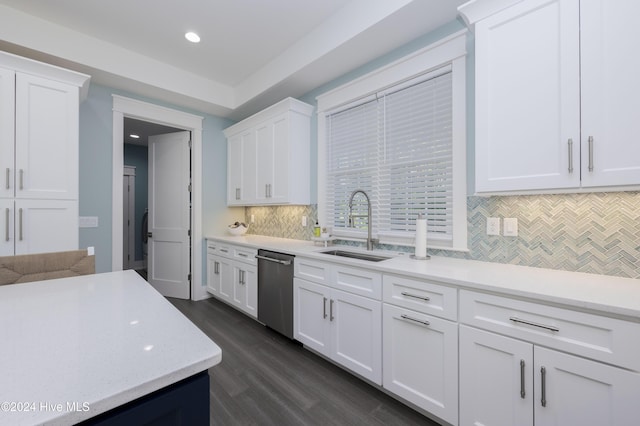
[0,270,222,426]
[208,234,640,320]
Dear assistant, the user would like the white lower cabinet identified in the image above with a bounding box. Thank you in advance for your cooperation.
[459,302,640,426]
[382,303,458,425]
[294,277,382,385]
[206,241,257,318]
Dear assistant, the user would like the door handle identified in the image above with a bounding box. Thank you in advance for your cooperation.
[19,169,23,190]
[147,232,152,238]
[329,299,334,321]
[567,139,574,173]
[323,297,327,319]
[520,359,526,399]
[588,136,594,172]
[540,366,547,407]
[5,168,9,190]
[18,208,23,241]
[4,208,8,242]
[214,261,219,275]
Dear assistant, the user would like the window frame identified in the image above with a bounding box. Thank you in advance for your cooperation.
[316,30,468,251]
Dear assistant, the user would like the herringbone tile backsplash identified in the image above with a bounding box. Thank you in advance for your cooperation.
[246,192,640,279]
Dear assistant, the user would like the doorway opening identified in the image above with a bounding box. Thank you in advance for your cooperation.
[122,117,183,280]
[112,95,205,300]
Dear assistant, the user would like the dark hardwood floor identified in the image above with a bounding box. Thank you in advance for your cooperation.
[168,296,441,426]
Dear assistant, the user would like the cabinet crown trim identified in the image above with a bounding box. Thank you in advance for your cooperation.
[458,0,525,28]
[0,50,91,102]
[223,97,313,137]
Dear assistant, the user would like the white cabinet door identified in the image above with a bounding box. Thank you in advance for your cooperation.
[459,325,533,426]
[294,278,331,356]
[332,288,382,385]
[534,346,640,426]
[384,304,459,424]
[580,0,640,188]
[217,256,234,301]
[232,264,257,318]
[0,199,13,256]
[474,0,581,193]
[206,255,220,296]
[270,114,290,203]
[0,67,14,200]
[15,73,79,200]
[14,199,78,255]
[255,121,274,203]
[227,131,256,205]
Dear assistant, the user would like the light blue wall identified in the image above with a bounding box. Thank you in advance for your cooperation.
[79,83,235,273]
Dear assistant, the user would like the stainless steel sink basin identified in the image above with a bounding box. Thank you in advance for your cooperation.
[320,249,391,262]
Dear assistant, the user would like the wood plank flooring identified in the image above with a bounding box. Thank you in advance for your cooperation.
[168,296,441,426]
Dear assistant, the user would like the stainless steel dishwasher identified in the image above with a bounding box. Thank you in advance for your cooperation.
[256,249,295,339]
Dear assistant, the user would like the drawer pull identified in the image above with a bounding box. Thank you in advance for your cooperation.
[330,299,335,321]
[540,366,547,407]
[400,314,430,327]
[520,359,526,399]
[509,316,559,332]
[323,297,327,319]
[220,249,229,253]
[238,252,248,257]
[401,291,430,302]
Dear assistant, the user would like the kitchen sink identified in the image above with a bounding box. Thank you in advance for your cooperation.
[320,249,391,262]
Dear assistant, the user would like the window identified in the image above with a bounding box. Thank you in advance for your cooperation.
[317,31,467,250]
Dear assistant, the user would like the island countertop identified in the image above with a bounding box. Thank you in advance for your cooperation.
[0,270,222,426]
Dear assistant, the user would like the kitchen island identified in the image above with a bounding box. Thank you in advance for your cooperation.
[0,270,222,426]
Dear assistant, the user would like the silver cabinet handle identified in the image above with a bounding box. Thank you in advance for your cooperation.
[240,270,246,284]
[214,261,219,275]
[4,208,8,242]
[400,314,430,326]
[220,248,229,253]
[19,169,23,190]
[18,207,23,241]
[401,291,430,302]
[567,139,574,173]
[520,359,526,399]
[509,316,559,332]
[235,188,240,200]
[255,254,292,265]
[588,136,594,172]
[323,297,327,319]
[237,252,248,258]
[5,168,9,190]
[265,184,269,198]
[540,366,547,407]
[330,299,334,321]
[268,184,272,198]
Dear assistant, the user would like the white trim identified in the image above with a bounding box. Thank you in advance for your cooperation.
[317,30,467,113]
[112,95,206,300]
[316,30,468,251]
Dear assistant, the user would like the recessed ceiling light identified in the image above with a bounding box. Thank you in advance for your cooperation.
[185,32,200,43]
[129,134,140,139]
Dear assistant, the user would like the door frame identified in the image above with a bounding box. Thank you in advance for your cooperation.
[112,95,206,300]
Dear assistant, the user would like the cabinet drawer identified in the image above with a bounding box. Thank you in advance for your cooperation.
[383,275,457,321]
[460,290,640,371]
[332,265,381,300]
[233,246,257,265]
[294,257,331,285]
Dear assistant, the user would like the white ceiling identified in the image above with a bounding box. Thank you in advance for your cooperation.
[0,0,465,121]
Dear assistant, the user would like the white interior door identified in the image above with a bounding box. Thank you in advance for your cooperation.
[148,131,191,299]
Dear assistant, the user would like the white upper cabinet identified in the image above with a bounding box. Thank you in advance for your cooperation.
[460,0,640,193]
[0,67,15,200]
[0,51,89,255]
[579,0,640,188]
[15,73,79,200]
[224,97,313,206]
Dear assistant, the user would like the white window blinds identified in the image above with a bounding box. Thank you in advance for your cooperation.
[325,66,454,245]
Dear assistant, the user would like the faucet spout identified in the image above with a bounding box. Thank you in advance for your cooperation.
[348,189,375,251]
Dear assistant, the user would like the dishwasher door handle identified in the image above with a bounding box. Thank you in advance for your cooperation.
[255,254,292,266]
